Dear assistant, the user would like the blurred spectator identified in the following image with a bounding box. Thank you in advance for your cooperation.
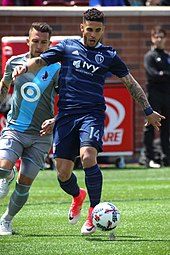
[142,26,170,168]
[89,0,145,5]
[145,0,170,5]
[159,0,170,4]
[145,0,160,5]
[89,0,130,6]
[2,0,42,5]
[128,0,145,4]
[42,0,89,6]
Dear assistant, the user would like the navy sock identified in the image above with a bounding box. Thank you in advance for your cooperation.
[84,164,103,208]
[58,173,80,197]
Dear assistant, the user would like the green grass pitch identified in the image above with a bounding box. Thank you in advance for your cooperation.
[0,165,170,255]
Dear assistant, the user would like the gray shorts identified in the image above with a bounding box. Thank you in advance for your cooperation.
[0,130,52,169]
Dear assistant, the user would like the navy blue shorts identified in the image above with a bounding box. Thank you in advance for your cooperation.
[53,112,105,161]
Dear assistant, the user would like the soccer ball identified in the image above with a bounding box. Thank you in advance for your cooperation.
[92,202,120,231]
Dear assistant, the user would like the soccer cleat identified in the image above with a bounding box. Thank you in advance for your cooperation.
[0,218,12,235]
[81,207,96,235]
[148,160,161,169]
[0,169,15,199]
[68,188,86,224]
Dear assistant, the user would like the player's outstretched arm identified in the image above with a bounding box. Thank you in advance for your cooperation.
[120,73,165,131]
[12,57,47,81]
[0,79,11,108]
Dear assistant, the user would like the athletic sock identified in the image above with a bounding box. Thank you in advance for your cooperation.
[3,182,30,219]
[84,164,103,208]
[58,172,80,197]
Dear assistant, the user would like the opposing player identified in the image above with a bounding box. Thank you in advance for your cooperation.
[0,22,60,235]
[12,9,165,235]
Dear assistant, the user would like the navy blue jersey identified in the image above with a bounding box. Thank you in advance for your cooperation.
[40,39,129,116]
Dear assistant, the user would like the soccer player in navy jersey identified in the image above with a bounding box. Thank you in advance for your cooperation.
[12,9,165,235]
[0,22,60,235]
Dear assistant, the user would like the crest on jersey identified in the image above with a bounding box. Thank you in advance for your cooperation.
[41,71,48,81]
[95,54,104,64]
[21,82,41,102]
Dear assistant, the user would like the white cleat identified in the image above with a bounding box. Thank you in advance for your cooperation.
[0,218,12,235]
[81,207,96,235]
[81,220,96,235]
[0,170,15,199]
[148,160,161,169]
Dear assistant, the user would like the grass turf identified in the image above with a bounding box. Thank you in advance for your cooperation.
[0,165,170,255]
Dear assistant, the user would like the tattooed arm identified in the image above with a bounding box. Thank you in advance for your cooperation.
[0,79,11,108]
[12,57,47,81]
[120,73,150,110]
[120,73,165,131]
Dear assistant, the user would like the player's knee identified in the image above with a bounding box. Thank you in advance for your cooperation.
[80,153,96,168]
[57,169,71,182]
[80,147,97,168]
[0,159,14,179]
[56,160,73,182]
[0,160,14,169]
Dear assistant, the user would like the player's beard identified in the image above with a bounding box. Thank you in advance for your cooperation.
[30,52,39,58]
[30,50,42,58]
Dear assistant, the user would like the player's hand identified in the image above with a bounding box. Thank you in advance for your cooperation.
[145,111,165,131]
[40,118,55,136]
[12,65,27,81]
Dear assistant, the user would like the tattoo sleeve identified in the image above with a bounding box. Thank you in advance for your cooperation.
[26,57,47,72]
[121,73,150,110]
[0,81,10,107]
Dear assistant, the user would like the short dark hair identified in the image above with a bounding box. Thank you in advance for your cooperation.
[83,8,104,23]
[151,26,166,37]
[29,22,53,38]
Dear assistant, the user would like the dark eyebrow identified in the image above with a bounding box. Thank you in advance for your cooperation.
[86,27,102,31]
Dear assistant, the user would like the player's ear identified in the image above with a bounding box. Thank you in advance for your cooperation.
[80,23,84,32]
[26,38,29,46]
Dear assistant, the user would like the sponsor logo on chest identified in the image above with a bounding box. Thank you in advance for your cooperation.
[73,60,99,73]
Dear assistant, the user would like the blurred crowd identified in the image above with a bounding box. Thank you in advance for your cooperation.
[1,0,170,6]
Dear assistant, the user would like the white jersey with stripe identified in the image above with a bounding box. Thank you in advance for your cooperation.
[3,52,60,134]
